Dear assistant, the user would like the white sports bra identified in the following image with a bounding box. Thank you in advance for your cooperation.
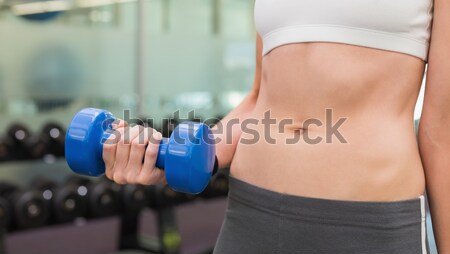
[255,0,434,61]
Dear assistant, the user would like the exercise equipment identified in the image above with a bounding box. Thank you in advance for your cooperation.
[161,118,180,138]
[101,178,148,213]
[108,181,150,250]
[26,46,83,111]
[41,122,66,157]
[7,123,32,160]
[26,135,48,160]
[30,177,87,223]
[8,123,48,160]
[66,108,216,194]
[0,182,49,230]
[0,136,14,162]
[0,197,11,230]
[26,122,66,160]
[201,172,229,199]
[148,185,191,208]
[120,184,148,213]
[65,176,120,218]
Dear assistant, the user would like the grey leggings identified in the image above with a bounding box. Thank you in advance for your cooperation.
[214,177,429,254]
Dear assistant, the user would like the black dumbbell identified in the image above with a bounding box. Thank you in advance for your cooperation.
[41,122,66,157]
[211,173,229,197]
[147,185,192,209]
[161,118,180,138]
[26,135,49,160]
[26,123,67,160]
[66,176,120,218]
[30,177,88,223]
[0,182,49,230]
[0,196,12,230]
[201,172,229,199]
[7,123,32,160]
[121,184,148,213]
[101,178,149,213]
[105,180,150,250]
[0,136,14,162]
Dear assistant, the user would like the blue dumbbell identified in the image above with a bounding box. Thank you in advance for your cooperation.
[65,108,216,194]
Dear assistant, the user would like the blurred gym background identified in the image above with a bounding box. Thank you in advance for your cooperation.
[0,0,437,253]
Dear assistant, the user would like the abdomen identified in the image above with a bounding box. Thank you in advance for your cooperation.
[230,43,426,201]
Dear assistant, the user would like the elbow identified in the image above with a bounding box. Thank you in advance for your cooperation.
[418,119,449,151]
[418,123,438,149]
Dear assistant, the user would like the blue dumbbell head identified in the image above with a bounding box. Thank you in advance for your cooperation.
[66,108,216,194]
[161,122,216,194]
[66,108,115,177]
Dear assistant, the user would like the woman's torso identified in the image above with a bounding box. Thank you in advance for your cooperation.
[231,42,427,202]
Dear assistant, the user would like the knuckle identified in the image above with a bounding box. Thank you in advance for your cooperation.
[153,131,163,140]
[126,172,138,184]
[105,171,113,180]
[117,128,131,146]
[119,138,131,147]
[136,125,145,133]
[131,138,145,149]
[145,147,158,158]
[151,168,164,179]
[149,131,162,143]
[103,144,116,153]
[113,172,126,184]
[146,127,156,135]
[132,126,144,138]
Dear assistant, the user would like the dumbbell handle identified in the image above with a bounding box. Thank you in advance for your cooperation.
[155,138,169,169]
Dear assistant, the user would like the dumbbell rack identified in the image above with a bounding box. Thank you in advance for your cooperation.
[0,196,223,254]
[0,160,229,254]
[139,197,227,254]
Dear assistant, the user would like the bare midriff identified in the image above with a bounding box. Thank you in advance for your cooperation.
[230,42,427,202]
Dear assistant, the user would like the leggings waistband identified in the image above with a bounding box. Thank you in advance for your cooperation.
[228,176,425,226]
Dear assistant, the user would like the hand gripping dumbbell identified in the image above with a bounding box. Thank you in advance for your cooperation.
[65,108,216,194]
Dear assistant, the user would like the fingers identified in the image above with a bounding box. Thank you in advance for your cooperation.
[138,131,166,185]
[113,125,144,184]
[103,119,128,179]
[125,126,151,183]
[112,119,128,129]
[104,120,166,186]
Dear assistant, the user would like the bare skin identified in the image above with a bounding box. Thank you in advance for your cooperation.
[230,41,426,202]
[104,2,450,251]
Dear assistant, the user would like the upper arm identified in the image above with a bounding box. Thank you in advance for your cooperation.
[420,0,450,136]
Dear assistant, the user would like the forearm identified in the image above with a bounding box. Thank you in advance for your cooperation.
[213,91,258,168]
[419,119,450,253]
